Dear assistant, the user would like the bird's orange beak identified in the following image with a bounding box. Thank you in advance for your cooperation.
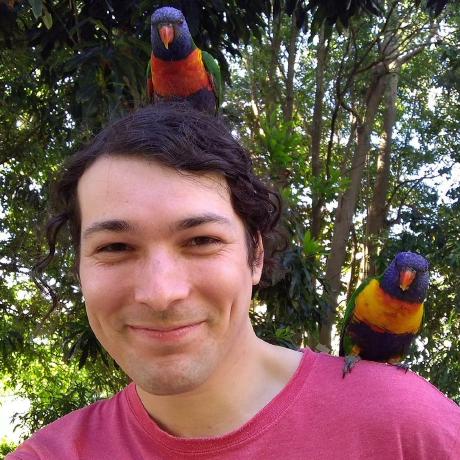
[400,268,416,291]
[159,24,174,49]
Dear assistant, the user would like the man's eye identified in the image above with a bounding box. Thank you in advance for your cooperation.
[97,243,129,252]
[188,236,221,247]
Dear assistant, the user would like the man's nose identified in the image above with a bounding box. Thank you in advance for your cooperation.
[133,249,190,310]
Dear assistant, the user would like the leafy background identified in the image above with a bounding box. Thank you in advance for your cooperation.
[1,0,459,450]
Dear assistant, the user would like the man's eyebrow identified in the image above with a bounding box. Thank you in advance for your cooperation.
[82,214,231,239]
[82,219,135,240]
[174,213,232,231]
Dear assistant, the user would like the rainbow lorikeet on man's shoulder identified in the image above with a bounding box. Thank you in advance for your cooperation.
[339,251,429,377]
[147,6,222,114]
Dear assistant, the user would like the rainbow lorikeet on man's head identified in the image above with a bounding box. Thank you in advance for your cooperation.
[339,251,430,377]
[147,6,222,114]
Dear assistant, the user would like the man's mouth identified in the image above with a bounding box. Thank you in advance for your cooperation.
[128,321,204,341]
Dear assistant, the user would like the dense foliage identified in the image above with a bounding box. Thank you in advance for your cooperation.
[1,0,458,441]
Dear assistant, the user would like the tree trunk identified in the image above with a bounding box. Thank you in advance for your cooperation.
[310,25,328,240]
[364,16,434,275]
[267,8,282,113]
[244,52,262,145]
[320,69,387,349]
[366,69,399,276]
[346,225,361,305]
[283,12,299,123]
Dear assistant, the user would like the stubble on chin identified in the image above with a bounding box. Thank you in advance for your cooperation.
[127,344,219,396]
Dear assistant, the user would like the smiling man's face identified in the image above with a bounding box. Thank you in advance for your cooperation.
[78,155,263,396]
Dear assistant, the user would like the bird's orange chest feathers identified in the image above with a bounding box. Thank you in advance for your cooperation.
[151,49,213,97]
[354,279,423,334]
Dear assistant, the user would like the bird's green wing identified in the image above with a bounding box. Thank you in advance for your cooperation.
[339,276,377,355]
[418,302,425,334]
[202,50,223,108]
[343,276,377,326]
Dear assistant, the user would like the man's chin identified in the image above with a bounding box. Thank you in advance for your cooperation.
[134,366,211,396]
[125,348,219,397]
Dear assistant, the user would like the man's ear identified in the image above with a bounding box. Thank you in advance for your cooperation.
[251,232,264,285]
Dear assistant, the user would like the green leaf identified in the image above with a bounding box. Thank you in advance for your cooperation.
[28,0,43,19]
[303,230,323,256]
[42,7,52,29]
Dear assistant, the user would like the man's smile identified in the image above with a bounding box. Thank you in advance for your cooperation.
[127,321,206,341]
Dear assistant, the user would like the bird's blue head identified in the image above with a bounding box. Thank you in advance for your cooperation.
[380,251,430,303]
[151,7,195,60]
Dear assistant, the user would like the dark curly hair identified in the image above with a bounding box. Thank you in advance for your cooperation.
[35,103,281,296]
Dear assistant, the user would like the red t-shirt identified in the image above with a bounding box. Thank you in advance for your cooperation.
[8,349,460,459]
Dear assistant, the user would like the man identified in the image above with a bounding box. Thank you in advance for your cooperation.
[8,104,460,459]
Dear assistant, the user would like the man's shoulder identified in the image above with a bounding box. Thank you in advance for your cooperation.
[313,351,454,396]
[309,350,460,422]
[286,350,460,458]
[42,385,128,431]
[6,385,131,459]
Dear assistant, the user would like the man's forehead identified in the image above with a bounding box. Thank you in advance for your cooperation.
[77,156,239,235]
[77,155,229,195]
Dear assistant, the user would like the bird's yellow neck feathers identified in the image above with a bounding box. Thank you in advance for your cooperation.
[354,279,423,334]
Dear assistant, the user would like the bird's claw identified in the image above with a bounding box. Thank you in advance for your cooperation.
[342,355,361,378]
[389,361,410,373]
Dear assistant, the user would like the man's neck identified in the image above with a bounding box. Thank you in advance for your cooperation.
[136,338,302,438]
